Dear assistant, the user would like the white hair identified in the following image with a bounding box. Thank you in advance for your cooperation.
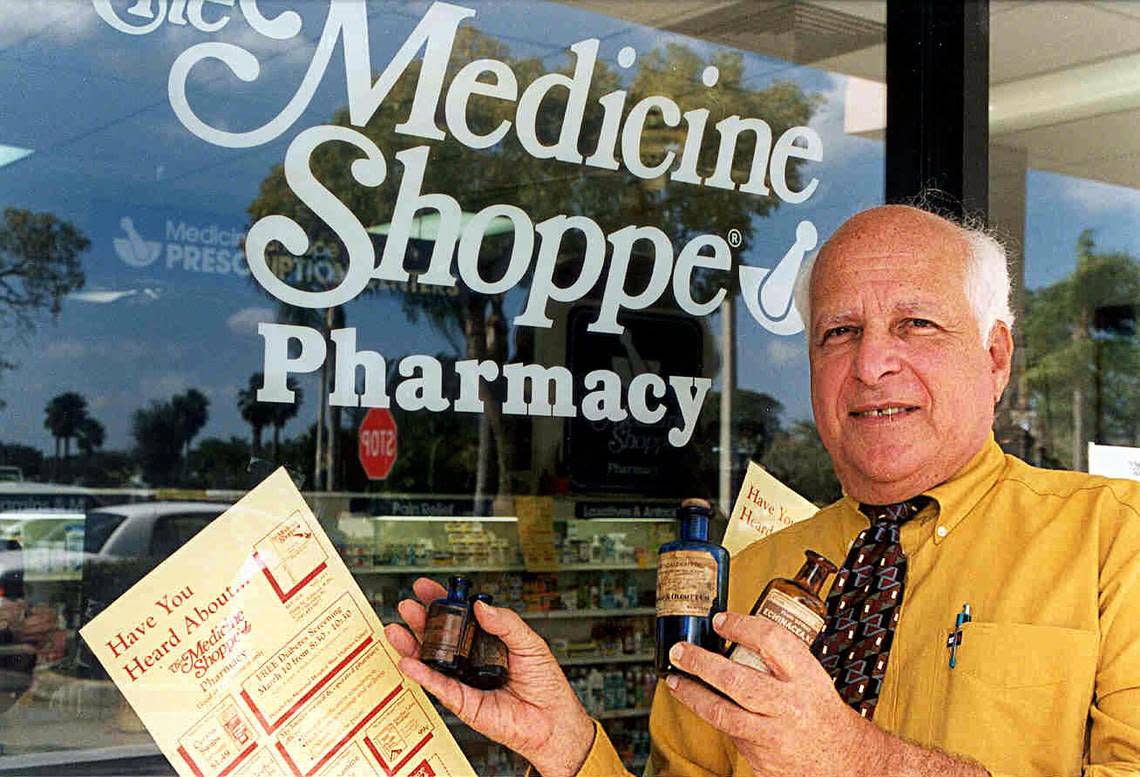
[792,217,1015,346]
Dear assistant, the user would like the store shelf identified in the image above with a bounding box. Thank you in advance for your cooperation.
[556,517,674,524]
[558,652,654,666]
[350,562,654,574]
[557,563,655,571]
[521,607,656,620]
[351,564,526,574]
[24,572,82,582]
[596,707,652,720]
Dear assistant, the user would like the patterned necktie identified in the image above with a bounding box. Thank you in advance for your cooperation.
[811,497,930,719]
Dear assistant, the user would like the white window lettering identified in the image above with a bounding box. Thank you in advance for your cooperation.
[502,364,576,418]
[456,205,534,295]
[627,373,666,424]
[515,38,599,164]
[673,235,731,317]
[668,376,712,447]
[582,370,628,422]
[328,329,389,408]
[258,323,326,402]
[246,125,385,309]
[514,215,606,329]
[621,95,680,180]
[590,226,673,335]
[445,59,517,149]
[396,355,449,413]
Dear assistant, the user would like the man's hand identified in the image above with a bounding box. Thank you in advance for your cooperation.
[384,578,596,777]
[665,611,988,777]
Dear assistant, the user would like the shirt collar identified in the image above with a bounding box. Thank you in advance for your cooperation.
[839,435,1008,544]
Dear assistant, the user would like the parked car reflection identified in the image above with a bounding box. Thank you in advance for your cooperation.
[73,502,229,678]
[0,502,228,762]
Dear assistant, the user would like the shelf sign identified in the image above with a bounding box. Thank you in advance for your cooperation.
[514,496,558,572]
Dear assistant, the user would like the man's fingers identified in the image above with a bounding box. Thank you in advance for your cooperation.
[665,674,766,741]
[412,577,448,604]
[397,598,429,638]
[713,611,815,680]
[383,623,419,658]
[398,657,485,728]
[669,642,784,716]
[394,578,445,642]
[473,600,551,658]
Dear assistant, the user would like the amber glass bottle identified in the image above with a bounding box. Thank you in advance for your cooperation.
[728,550,836,672]
[420,576,474,675]
[464,593,508,690]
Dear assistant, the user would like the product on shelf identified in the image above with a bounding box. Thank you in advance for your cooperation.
[567,666,657,716]
[654,498,730,676]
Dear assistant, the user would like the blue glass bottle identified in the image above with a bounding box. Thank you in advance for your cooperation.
[655,498,729,676]
[419,576,473,676]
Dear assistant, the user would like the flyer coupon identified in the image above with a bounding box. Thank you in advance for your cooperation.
[80,469,473,777]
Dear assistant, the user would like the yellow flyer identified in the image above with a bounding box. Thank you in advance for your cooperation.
[79,469,473,777]
[722,461,818,555]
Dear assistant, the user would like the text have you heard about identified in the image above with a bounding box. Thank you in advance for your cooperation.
[103,579,252,684]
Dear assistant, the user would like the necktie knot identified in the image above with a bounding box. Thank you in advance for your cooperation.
[860,496,931,526]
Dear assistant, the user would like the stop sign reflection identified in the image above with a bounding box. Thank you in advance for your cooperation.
[358,408,398,480]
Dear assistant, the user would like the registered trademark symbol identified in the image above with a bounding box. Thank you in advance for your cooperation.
[727,228,743,248]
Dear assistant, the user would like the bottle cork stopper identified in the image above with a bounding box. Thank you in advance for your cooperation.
[805,549,838,575]
[681,497,712,510]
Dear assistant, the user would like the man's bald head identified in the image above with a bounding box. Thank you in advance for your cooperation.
[794,205,1014,346]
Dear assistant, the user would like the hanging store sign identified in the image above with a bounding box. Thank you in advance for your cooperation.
[93,0,826,448]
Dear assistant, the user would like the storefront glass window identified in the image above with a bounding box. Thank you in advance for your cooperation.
[0,1,884,771]
[987,1,1140,472]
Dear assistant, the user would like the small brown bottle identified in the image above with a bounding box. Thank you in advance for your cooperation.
[728,550,837,673]
[464,593,508,690]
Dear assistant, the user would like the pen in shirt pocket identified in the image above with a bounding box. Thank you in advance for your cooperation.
[946,603,971,668]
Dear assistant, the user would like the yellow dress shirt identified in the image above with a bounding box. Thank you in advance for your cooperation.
[576,439,1140,776]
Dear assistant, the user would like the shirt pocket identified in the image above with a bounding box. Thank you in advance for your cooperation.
[932,622,1096,777]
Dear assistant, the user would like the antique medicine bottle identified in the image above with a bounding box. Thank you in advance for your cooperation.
[728,550,837,672]
[464,593,509,690]
[420,576,474,676]
[655,498,730,676]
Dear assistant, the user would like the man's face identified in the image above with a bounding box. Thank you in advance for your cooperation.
[808,208,1012,504]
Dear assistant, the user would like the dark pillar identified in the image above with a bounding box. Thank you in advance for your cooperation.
[886,0,989,220]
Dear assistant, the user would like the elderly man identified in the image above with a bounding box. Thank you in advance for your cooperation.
[385,205,1140,776]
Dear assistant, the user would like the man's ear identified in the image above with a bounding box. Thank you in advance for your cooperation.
[987,320,1014,403]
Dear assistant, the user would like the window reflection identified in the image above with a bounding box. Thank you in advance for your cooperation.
[0,0,886,770]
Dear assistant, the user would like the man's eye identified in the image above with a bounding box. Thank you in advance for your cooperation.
[821,326,855,342]
[906,318,936,329]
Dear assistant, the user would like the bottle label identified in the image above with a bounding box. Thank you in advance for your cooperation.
[474,632,508,669]
[459,620,477,659]
[421,608,465,662]
[757,588,825,645]
[656,550,718,617]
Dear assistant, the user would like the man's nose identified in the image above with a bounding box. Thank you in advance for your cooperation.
[852,328,902,385]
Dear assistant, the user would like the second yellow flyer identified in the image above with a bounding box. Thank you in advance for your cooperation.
[79,469,472,777]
